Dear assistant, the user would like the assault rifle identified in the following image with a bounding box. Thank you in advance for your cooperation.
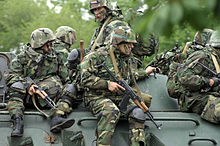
[96,62,162,129]
[26,77,57,110]
[196,61,220,78]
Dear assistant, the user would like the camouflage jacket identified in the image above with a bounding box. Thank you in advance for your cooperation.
[80,46,147,105]
[5,44,69,91]
[88,11,129,52]
[173,47,220,110]
[148,42,205,75]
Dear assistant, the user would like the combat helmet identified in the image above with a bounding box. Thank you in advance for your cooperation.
[55,26,77,46]
[111,26,137,45]
[30,28,55,49]
[90,0,112,13]
[209,31,220,48]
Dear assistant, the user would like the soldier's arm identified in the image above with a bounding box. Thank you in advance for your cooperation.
[57,50,70,84]
[5,52,33,91]
[80,53,109,89]
[178,52,212,91]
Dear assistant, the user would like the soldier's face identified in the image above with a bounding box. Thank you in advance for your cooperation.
[118,43,133,55]
[93,7,107,22]
[43,42,53,52]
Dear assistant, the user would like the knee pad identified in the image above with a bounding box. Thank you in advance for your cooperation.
[10,82,26,93]
[132,107,146,121]
[65,84,77,96]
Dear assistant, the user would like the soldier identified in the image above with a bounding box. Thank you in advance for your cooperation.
[168,31,220,124]
[80,26,155,146]
[5,28,76,137]
[88,0,131,52]
[54,26,77,52]
[53,26,77,66]
[148,28,214,76]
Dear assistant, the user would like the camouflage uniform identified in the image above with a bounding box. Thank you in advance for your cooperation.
[88,0,128,51]
[5,28,75,136]
[167,31,220,124]
[166,29,214,98]
[81,27,151,146]
[148,29,214,76]
[89,0,155,67]
[53,26,77,64]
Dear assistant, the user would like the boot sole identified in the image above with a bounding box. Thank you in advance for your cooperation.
[50,119,75,133]
[11,133,23,137]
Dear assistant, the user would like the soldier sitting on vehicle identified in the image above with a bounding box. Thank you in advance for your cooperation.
[147,28,214,76]
[54,26,77,53]
[4,28,76,137]
[80,26,156,146]
[167,30,220,124]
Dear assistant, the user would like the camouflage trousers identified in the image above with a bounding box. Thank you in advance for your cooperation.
[7,76,73,118]
[180,94,220,124]
[88,98,146,146]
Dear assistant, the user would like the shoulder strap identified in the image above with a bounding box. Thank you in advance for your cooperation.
[211,54,220,73]
[108,45,121,79]
[91,16,112,51]
[182,42,191,55]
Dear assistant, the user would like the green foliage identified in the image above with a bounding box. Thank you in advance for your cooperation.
[0,0,219,63]
[0,0,97,52]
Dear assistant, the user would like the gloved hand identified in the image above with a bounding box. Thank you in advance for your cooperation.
[211,77,220,87]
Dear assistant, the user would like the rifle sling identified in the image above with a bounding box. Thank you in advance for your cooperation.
[108,45,121,79]
[182,42,191,55]
[91,16,112,51]
[128,60,142,98]
[108,46,142,97]
[31,95,49,118]
[211,54,220,73]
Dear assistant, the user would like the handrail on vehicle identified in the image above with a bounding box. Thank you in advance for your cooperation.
[188,138,217,145]
[77,117,200,126]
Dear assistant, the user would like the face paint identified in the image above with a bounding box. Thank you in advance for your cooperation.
[93,7,107,22]
[119,43,133,56]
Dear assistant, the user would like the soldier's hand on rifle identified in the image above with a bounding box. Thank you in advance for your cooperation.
[210,77,220,87]
[28,84,38,95]
[108,81,125,92]
[145,66,157,76]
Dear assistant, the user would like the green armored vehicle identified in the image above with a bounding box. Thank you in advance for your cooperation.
[0,52,219,146]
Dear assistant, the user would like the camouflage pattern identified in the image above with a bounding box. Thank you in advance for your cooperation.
[89,0,112,13]
[88,7,128,52]
[30,28,55,49]
[193,29,214,46]
[5,43,74,118]
[80,45,150,145]
[168,46,220,123]
[111,26,137,45]
[209,30,220,48]
[55,26,77,46]
[89,3,155,68]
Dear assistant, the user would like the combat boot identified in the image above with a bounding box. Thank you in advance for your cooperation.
[50,114,75,133]
[11,114,24,137]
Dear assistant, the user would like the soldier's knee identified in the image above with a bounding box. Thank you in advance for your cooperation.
[10,82,26,94]
[201,96,220,123]
[214,103,220,121]
[130,107,146,121]
[61,84,78,105]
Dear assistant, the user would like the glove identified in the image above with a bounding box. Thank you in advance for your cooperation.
[211,77,220,87]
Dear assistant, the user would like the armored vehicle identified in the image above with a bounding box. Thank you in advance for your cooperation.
[0,52,219,146]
